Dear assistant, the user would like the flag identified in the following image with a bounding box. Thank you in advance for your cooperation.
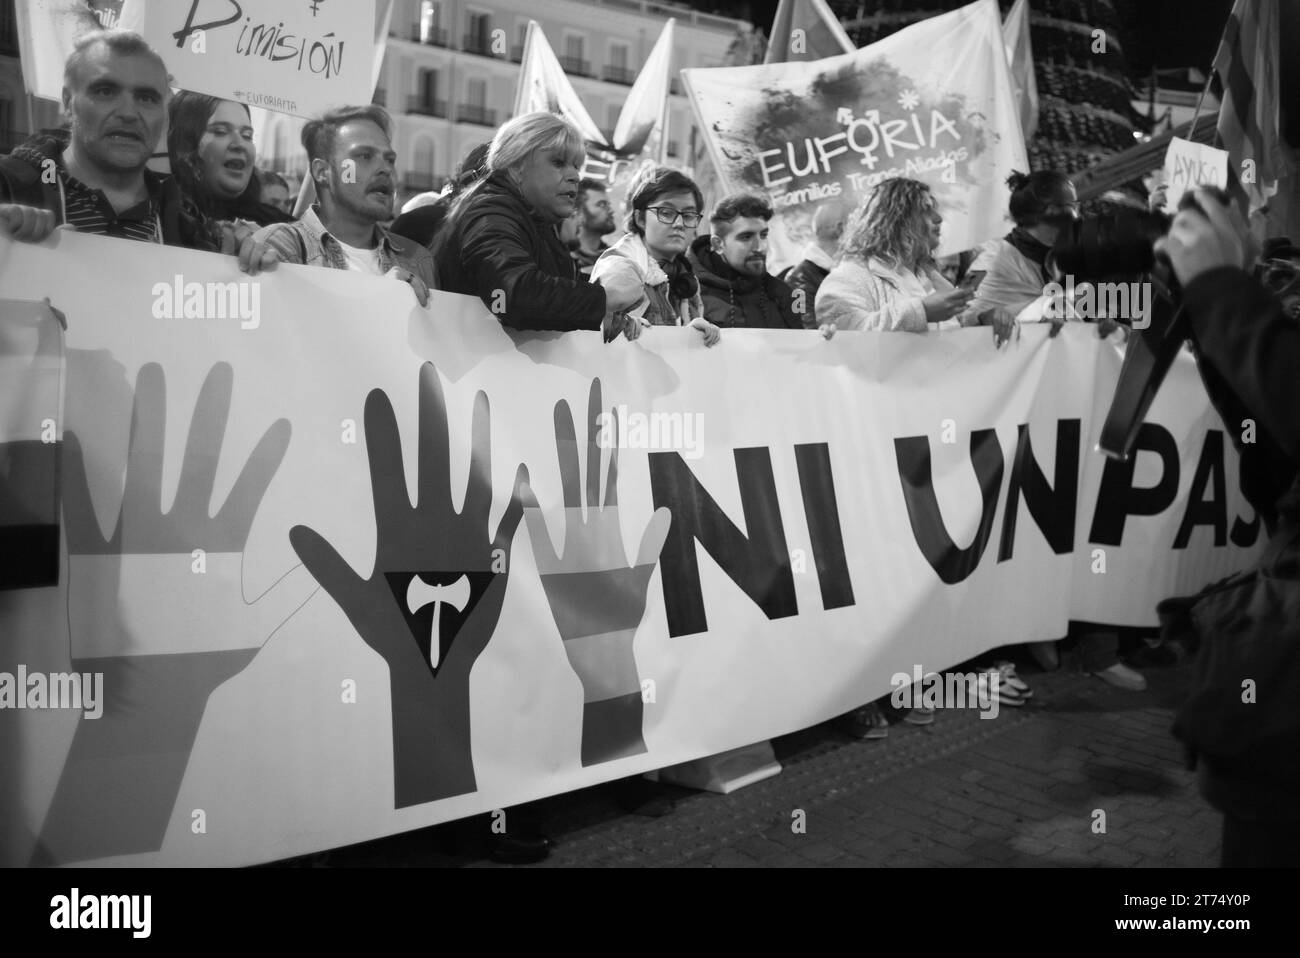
[372,0,395,95]
[15,0,121,102]
[1213,0,1291,215]
[0,299,65,590]
[1003,0,1038,142]
[612,19,676,163]
[513,20,607,148]
[763,0,854,65]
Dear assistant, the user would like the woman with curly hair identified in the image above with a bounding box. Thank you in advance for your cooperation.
[167,91,291,251]
[589,165,721,346]
[817,177,1013,344]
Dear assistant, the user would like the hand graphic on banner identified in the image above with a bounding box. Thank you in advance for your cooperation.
[290,363,528,808]
[522,380,672,766]
[35,362,310,865]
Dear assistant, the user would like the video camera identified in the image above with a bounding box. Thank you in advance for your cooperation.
[1047,188,1233,461]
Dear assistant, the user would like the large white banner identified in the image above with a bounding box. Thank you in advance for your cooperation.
[683,0,1029,273]
[0,233,1260,867]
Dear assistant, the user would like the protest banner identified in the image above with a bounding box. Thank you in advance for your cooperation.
[683,0,1029,273]
[1163,137,1231,210]
[0,232,1259,867]
[121,0,375,120]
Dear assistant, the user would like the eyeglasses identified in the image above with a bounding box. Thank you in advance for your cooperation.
[645,206,702,228]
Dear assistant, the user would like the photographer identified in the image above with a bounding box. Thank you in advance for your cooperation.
[1156,188,1300,868]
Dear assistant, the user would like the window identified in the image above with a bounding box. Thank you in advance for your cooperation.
[467,12,491,47]
[467,78,487,108]
[564,34,585,61]
[610,44,628,70]
[414,138,435,176]
[419,68,439,104]
[419,1,439,42]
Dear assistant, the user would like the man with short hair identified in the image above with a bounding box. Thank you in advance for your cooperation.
[786,199,849,329]
[571,178,615,278]
[687,192,800,329]
[244,105,434,305]
[0,29,190,246]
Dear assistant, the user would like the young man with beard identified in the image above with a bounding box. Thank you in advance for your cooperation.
[244,105,434,305]
[571,178,616,278]
[687,192,801,329]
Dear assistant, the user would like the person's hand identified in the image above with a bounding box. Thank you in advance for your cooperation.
[235,226,280,276]
[689,316,721,347]
[1148,185,1168,212]
[1096,317,1130,342]
[386,265,429,306]
[596,272,645,315]
[820,322,837,340]
[923,287,974,323]
[1154,188,1252,287]
[0,203,57,242]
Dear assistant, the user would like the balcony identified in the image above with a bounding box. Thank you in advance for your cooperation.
[462,33,494,57]
[407,96,449,119]
[603,64,637,86]
[409,25,449,47]
[457,104,498,127]
[559,56,592,77]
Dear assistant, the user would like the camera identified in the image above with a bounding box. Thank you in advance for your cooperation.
[1065,187,1235,461]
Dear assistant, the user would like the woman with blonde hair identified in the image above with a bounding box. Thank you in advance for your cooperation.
[590,165,721,346]
[817,177,1013,344]
[433,111,641,338]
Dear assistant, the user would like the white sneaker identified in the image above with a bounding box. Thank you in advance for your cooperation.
[1092,662,1147,691]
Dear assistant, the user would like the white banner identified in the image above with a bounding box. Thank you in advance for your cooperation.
[683,0,1029,273]
[122,0,375,119]
[0,232,1260,867]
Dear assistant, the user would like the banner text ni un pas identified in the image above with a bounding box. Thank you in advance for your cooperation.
[0,232,1258,866]
[682,0,1028,273]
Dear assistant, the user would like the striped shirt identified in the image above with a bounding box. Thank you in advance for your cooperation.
[57,164,163,243]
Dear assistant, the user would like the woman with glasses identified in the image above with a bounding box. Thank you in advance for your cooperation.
[589,166,722,346]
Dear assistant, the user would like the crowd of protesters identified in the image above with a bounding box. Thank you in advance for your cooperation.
[3,28,1299,867]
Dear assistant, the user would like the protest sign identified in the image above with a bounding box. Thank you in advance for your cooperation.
[1163,137,1230,210]
[683,0,1028,272]
[0,232,1258,866]
[122,0,374,119]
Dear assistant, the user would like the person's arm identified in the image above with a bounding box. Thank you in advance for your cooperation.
[1183,267,1300,459]
[460,209,605,331]
[818,265,927,333]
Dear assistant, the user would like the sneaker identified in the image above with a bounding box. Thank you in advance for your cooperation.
[902,705,936,726]
[975,671,1025,708]
[994,661,1033,700]
[837,703,889,740]
[1092,662,1147,691]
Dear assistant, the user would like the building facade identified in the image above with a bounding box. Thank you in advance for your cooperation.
[258,0,747,207]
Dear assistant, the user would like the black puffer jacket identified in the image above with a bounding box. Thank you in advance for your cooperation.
[687,235,801,329]
[434,171,605,331]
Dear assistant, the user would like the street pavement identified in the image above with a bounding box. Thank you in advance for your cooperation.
[281,652,1220,867]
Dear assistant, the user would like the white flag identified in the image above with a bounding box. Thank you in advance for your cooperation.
[612,19,675,161]
[1003,0,1039,142]
[513,20,607,147]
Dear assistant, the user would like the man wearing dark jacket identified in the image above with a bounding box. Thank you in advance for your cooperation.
[0,30,190,247]
[1157,188,1300,867]
[687,192,801,330]
[785,199,849,329]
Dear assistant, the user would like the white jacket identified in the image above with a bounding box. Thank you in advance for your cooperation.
[815,256,960,332]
